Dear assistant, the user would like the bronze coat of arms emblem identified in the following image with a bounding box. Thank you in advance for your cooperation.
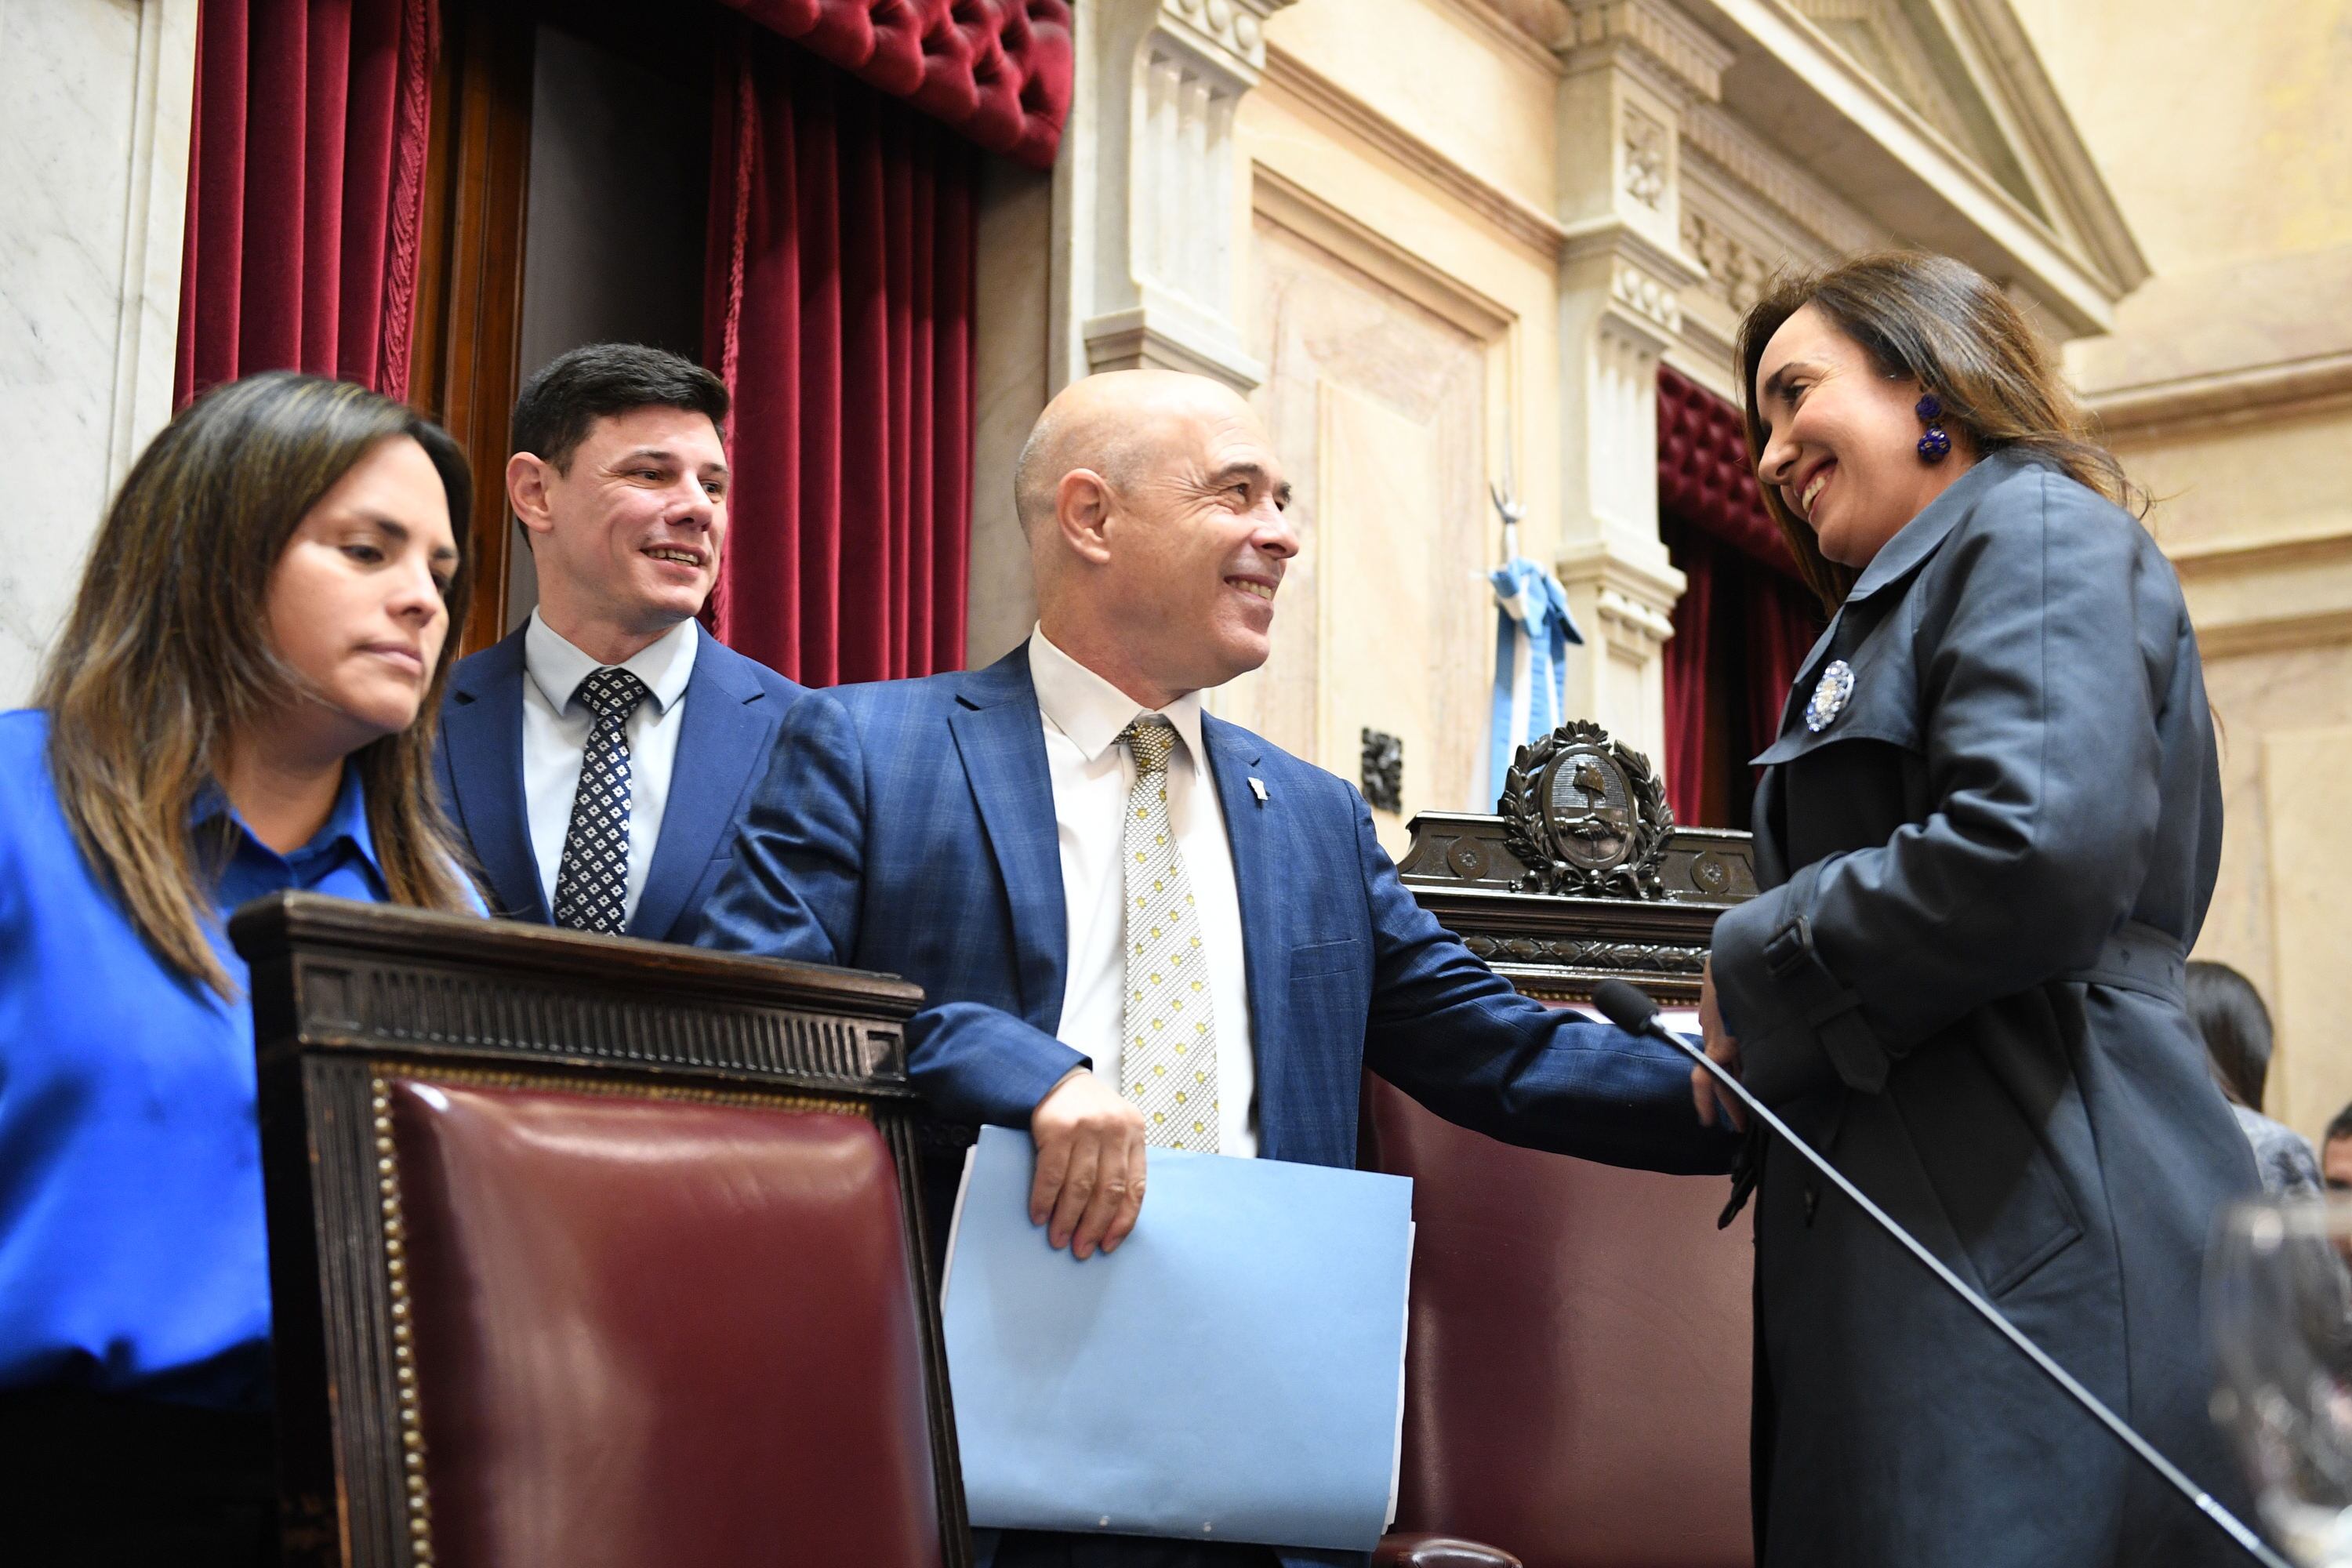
[1498,720,1673,898]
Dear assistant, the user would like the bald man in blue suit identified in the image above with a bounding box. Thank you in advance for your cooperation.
[695,370,1735,1568]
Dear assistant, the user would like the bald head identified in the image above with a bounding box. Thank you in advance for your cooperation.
[1014,370,1262,537]
[1012,369,1297,710]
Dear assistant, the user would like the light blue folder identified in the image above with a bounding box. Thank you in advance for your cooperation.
[941,1126,1416,1552]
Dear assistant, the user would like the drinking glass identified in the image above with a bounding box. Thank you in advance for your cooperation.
[2210,1197,2352,1566]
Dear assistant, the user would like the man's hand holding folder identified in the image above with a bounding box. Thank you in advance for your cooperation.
[1026,1067,1148,1259]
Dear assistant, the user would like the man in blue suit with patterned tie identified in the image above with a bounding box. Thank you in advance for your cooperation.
[435,344,803,941]
[695,369,1733,1568]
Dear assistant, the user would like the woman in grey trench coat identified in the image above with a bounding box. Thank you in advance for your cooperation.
[1697,251,2262,1567]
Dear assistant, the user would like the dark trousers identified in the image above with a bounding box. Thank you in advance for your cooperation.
[0,1390,278,1567]
[984,1529,1284,1568]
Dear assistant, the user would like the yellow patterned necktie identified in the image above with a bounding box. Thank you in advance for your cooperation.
[1118,716,1218,1152]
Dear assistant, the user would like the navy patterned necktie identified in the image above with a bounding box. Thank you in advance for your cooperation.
[551,666,651,934]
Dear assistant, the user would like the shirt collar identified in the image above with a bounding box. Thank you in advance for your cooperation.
[1029,625,1208,774]
[523,610,699,717]
[191,759,381,873]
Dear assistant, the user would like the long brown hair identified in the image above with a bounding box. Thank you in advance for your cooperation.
[1736,250,2140,613]
[36,372,479,996]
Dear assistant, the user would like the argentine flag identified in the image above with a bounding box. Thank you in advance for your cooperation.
[1486,556,1582,807]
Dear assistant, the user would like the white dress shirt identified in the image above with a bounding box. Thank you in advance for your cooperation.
[1029,627,1258,1156]
[521,612,699,926]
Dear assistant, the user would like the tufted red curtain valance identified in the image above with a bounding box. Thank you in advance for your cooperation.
[174,0,437,405]
[1657,365,1823,829]
[715,0,1073,169]
[1657,365,1799,581]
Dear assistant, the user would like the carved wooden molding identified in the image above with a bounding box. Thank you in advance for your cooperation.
[1401,863,1749,1003]
[237,898,921,1099]
[1402,713,1758,1004]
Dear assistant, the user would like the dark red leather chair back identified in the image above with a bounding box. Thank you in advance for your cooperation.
[1363,1074,1754,1568]
[388,1080,943,1568]
[236,895,967,1568]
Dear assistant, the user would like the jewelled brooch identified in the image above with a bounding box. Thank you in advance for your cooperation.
[1805,659,1856,733]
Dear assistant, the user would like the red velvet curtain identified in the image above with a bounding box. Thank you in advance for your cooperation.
[705,31,976,686]
[1744,572,1818,765]
[1662,529,1715,829]
[175,0,437,405]
[1657,368,1823,829]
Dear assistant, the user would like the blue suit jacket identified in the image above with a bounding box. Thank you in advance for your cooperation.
[434,624,805,944]
[695,645,1735,1568]
[696,644,1733,1171]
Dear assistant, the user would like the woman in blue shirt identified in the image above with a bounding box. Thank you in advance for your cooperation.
[0,372,478,1563]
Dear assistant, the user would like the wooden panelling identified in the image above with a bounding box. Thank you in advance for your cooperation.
[410,0,534,656]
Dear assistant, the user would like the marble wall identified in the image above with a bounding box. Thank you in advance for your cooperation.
[2016,0,2352,1139]
[0,0,196,706]
[1226,211,1494,858]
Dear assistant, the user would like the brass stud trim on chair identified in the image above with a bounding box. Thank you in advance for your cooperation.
[372,1077,437,1567]
[382,1061,877,1119]
[359,1065,869,1567]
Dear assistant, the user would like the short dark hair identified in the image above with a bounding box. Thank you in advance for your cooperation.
[2326,1102,2352,1149]
[510,343,728,473]
[2186,960,2275,1110]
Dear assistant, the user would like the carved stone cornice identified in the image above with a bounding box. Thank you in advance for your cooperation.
[1152,0,1287,87]
[1679,205,1773,314]
[1559,223,1703,349]
[2165,525,2352,661]
[1943,0,2148,292]
[1081,302,1267,390]
[2089,351,2352,438]
[1556,0,1734,103]
[1259,43,1570,259]
[1431,0,1572,75]
[1058,0,1300,394]
[1679,101,1881,256]
[1555,538,1683,647]
[1682,0,2121,332]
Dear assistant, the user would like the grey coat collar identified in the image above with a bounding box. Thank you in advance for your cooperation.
[1844,446,2043,604]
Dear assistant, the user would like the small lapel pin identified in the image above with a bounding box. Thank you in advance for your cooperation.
[1247,776,1269,804]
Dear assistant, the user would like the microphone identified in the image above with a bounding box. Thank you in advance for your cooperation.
[1589,978,2288,1568]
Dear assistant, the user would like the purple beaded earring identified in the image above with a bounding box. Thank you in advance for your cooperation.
[1915,394,1953,463]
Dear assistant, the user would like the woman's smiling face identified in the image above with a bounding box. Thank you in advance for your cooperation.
[1752,303,1973,571]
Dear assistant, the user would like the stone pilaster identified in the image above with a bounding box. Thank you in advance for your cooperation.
[1549,0,1730,763]
[0,0,197,704]
[1051,0,1294,394]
